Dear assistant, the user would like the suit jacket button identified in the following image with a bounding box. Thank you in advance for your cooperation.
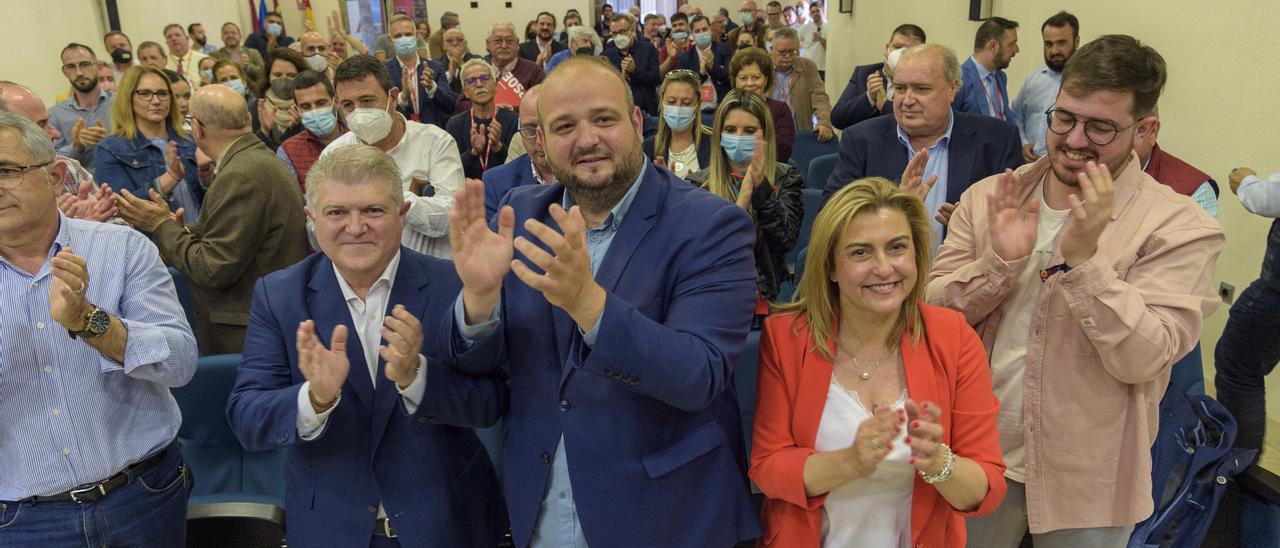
[416,417,428,423]
[629,378,640,386]
[559,399,571,413]
[542,452,551,464]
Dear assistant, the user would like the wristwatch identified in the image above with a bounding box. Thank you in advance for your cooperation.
[68,306,110,339]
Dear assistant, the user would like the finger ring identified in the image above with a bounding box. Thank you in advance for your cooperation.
[869,436,883,451]
[75,280,87,295]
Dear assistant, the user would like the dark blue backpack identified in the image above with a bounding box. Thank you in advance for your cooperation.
[1128,392,1257,548]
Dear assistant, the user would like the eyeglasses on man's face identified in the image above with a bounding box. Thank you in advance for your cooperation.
[0,161,53,188]
[1045,107,1141,147]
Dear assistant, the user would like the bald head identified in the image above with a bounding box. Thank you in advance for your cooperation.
[0,82,59,141]
[192,84,252,132]
[300,31,328,57]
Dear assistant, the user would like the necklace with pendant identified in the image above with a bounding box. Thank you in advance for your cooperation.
[838,340,896,381]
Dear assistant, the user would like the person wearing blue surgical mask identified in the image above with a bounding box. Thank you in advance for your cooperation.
[244,10,296,61]
[276,70,345,190]
[688,88,804,319]
[384,14,454,128]
[644,70,711,178]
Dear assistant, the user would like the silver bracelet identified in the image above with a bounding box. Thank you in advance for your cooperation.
[919,443,955,484]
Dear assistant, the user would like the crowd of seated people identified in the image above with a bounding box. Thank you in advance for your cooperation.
[2,4,1270,547]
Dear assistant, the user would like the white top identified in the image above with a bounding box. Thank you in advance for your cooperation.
[813,383,913,548]
[322,115,465,259]
[798,22,827,70]
[667,141,700,178]
[985,183,1071,482]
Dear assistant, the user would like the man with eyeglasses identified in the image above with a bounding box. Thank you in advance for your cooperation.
[481,84,553,220]
[519,12,566,70]
[49,43,113,171]
[602,13,661,116]
[446,59,518,180]
[0,111,197,546]
[768,27,832,142]
[483,22,545,111]
[927,35,1224,547]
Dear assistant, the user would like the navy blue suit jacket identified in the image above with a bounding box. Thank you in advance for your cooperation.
[442,168,763,547]
[386,56,455,128]
[823,110,1024,205]
[831,62,892,130]
[953,57,1018,127]
[481,153,542,221]
[227,249,508,548]
[603,40,662,116]
[677,43,732,103]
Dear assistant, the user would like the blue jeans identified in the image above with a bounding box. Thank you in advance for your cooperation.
[1213,278,1280,454]
[0,442,190,547]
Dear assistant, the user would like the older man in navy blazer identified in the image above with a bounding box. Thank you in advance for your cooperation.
[444,56,761,547]
[602,13,662,116]
[825,44,1022,249]
[227,145,507,548]
[482,85,555,220]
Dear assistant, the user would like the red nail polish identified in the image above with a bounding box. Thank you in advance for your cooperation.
[912,420,920,429]
[904,436,912,444]
[909,457,916,465]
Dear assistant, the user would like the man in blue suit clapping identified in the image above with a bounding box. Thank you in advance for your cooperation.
[227,144,508,548]
[443,56,763,547]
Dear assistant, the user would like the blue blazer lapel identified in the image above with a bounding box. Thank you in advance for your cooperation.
[517,185,576,375]
[946,115,978,204]
[369,249,432,457]
[306,257,375,414]
[877,121,909,179]
[593,171,662,292]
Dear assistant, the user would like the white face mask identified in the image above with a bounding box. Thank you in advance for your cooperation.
[346,97,394,144]
[306,54,327,72]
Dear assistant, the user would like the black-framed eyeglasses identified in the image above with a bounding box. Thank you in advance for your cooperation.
[1045,107,1141,146]
[0,161,53,188]
[134,89,172,102]
[464,74,493,87]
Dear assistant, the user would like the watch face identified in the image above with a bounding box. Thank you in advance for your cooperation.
[87,308,110,335]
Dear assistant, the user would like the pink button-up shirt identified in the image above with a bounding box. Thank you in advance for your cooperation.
[925,154,1224,533]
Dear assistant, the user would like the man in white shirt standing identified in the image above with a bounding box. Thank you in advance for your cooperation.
[322,55,464,259]
[797,2,827,79]
[1012,11,1079,162]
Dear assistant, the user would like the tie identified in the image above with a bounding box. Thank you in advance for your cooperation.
[177,55,186,78]
[985,74,1006,121]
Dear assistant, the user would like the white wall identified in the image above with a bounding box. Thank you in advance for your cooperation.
[0,0,108,103]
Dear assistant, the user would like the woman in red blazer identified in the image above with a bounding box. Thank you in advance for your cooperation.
[749,178,1006,547]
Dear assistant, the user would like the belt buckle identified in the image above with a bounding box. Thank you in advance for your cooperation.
[381,518,397,539]
[69,483,106,504]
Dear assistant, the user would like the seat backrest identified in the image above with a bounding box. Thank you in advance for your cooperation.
[787,188,825,265]
[167,267,199,354]
[788,131,839,176]
[735,331,763,456]
[1168,343,1206,396]
[806,153,838,190]
[172,354,285,503]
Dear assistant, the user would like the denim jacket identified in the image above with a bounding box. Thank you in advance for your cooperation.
[94,129,203,214]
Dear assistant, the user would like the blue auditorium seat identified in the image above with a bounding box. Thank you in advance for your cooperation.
[806,153,838,190]
[167,267,198,355]
[788,131,839,177]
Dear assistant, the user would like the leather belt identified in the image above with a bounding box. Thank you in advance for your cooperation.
[28,444,171,504]
[373,517,397,538]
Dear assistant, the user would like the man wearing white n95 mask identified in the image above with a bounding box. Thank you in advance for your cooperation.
[321,55,464,260]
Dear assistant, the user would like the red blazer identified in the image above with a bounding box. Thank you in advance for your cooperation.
[749,304,1007,548]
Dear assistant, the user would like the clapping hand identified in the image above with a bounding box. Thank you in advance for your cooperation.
[379,305,423,389]
[898,149,936,200]
[512,204,607,331]
[1058,161,1115,267]
[986,169,1038,261]
[297,320,350,412]
[904,399,948,476]
[48,249,92,332]
[844,403,903,481]
[867,71,888,110]
[449,179,515,324]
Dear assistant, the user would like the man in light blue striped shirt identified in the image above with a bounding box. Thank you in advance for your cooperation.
[1012,12,1079,162]
[0,112,198,546]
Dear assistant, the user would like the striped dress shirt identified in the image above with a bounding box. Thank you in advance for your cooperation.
[0,215,198,500]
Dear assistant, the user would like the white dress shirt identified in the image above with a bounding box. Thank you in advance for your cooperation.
[322,116,464,258]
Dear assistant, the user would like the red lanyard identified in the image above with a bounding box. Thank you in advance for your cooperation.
[980,74,1006,120]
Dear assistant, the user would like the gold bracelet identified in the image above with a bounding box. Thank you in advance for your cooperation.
[920,443,956,484]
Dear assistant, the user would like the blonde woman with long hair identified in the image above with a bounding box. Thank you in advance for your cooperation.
[688,88,804,321]
[643,69,713,178]
[749,178,1006,547]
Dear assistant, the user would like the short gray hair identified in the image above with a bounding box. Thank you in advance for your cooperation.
[306,144,404,207]
[771,27,799,43]
[460,58,496,80]
[0,111,55,164]
[899,43,961,85]
[566,25,603,55]
[488,21,516,38]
